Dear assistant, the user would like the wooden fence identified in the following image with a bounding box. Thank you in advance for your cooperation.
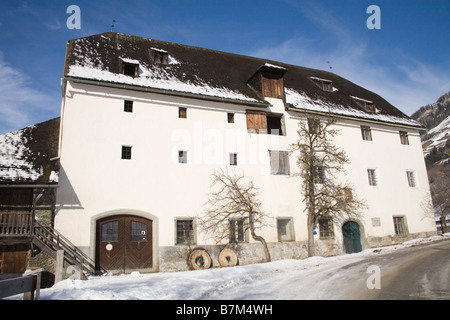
[0,269,42,300]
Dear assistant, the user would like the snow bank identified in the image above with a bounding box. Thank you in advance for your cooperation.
[11,233,447,300]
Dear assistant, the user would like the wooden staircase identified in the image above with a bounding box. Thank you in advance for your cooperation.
[1,212,101,278]
[32,219,101,278]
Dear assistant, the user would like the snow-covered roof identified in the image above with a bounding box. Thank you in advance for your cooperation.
[0,118,60,184]
[285,89,420,127]
[64,32,421,128]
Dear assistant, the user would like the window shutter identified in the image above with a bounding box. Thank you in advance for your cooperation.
[246,111,267,133]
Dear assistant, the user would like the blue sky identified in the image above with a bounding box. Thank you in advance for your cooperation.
[0,0,449,134]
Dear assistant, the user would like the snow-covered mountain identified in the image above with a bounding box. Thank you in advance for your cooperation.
[411,91,450,157]
[411,92,449,227]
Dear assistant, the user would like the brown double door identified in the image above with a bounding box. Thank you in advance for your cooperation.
[96,215,152,274]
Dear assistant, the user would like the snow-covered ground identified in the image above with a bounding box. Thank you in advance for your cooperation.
[7,234,450,300]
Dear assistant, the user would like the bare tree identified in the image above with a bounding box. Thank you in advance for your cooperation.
[199,169,271,262]
[290,116,366,257]
[430,171,450,234]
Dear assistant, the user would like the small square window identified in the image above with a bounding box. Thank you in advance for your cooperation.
[399,131,409,145]
[269,150,290,175]
[178,150,187,164]
[310,77,333,92]
[361,126,372,141]
[393,216,407,236]
[122,62,139,77]
[176,219,194,245]
[227,113,235,123]
[352,96,375,113]
[267,114,283,135]
[406,171,416,187]
[318,217,334,239]
[179,107,187,119]
[367,169,377,186]
[229,219,246,243]
[121,146,132,160]
[151,48,169,65]
[308,118,320,134]
[277,218,294,241]
[229,153,238,166]
[313,166,325,184]
[124,100,133,113]
[365,102,375,113]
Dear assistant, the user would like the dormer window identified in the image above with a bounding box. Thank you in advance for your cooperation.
[309,77,333,92]
[351,96,375,113]
[121,58,139,77]
[151,48,169,64]
[248,63,287,100]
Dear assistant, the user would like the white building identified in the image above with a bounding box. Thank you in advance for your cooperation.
[54,32,436,273]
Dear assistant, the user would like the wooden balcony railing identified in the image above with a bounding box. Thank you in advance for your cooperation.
[0,212,32,236]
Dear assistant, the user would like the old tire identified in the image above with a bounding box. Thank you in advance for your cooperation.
[218,248,238,267]
[188,249,212,270]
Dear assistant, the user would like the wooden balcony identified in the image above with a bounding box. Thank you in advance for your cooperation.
[0,212,33,238]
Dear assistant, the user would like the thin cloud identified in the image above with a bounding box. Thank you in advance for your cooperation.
[0,52,53,134]
[246,3,449,116]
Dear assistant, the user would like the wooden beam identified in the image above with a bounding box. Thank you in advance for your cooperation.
[0,274,35,300]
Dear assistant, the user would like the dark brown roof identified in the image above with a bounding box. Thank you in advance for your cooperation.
[64,32,419,127]
[0,117,60,184]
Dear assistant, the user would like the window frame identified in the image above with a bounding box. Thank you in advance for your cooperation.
[124,100,133,113]
[318,217,334,239]
[393,216,407,236]
[361,126,373,141]
[179,107,187,119]
[122,62,139,77]
[178,150,188,164]
[399,131,409,145]
[101,221,119,242]
[269,150,290,175]
[406,170,417,188]
[308,118,321,134]
[367,168,378,186]
[175,218,195,245]
[246,110,285,135]
[277,218,295,242]
[309,77,333,92]
[130,221,147,242]
[121,145,132,160]
[229,153,238,166]
[313,166,326,184]
[352,96,375,113]
[229,218,247,243]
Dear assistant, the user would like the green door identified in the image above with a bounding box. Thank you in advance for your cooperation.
[342,221,362,253]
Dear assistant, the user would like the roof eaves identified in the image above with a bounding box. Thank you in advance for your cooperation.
[285,104,422,129]
[64,76,270,108]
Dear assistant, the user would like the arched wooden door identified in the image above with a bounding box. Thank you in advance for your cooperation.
[96,215,152,274]
[342,221,362,254]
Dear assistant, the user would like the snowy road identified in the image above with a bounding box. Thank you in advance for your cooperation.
[9,235,450,300]
[358,239,450,299]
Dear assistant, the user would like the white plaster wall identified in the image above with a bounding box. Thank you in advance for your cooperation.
[55,81,435,258]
